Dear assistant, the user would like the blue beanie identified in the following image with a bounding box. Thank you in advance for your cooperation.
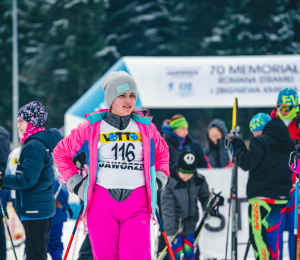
[249,113,271,132]
[277,88,299,108]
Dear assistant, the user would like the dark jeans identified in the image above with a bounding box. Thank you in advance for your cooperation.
[0,216,6,260]
[22,218,52,260]
[78,234,93,260]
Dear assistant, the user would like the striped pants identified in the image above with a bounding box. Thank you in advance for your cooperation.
[171,233,194,260]
[249,198,287,260]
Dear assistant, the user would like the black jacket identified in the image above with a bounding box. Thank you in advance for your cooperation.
[204,119,230,168]
[232,118,294,200]
[2,129,62,218]
[161,123,207,168]
[161,163,210,236]
[0,126,11,169]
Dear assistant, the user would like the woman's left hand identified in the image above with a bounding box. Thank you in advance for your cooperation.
[156,171,168,190]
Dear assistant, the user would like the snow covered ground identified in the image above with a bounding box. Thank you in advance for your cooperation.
[6,218,291,260]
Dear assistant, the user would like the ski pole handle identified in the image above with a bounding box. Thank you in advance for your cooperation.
[294,139,300,171]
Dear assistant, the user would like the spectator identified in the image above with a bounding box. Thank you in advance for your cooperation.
[230,113,293,260]
[161,115,207,168]
[5,130,23,204]
[0,189,10,260]
[0,101,62,260]
[47,168,73,260]
[0,126,10,171]
[0,126,10,260]
[204,119,231,168]
[160,151,210,260]
[270,88,300,260]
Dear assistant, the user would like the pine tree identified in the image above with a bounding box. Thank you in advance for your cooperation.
[166,0,228,56]
[0,0,13,130]
[202,0,297,55]
[286,0,300,53]
[103,0,173,64]
[20,0,108,129]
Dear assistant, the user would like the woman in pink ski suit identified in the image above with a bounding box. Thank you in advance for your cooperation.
[53,71,170,260]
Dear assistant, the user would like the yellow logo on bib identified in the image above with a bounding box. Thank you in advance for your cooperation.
[100,132,142,143]
[12,158,19,165]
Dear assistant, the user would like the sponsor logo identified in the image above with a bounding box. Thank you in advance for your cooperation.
[12,158,19,165]
[282,94,298,106]
[261,248,267,260]
[100,132,141,143]
[253,202,259,231]
[249,117,265,131]
[98,161,144,171]
[166,70,199,77]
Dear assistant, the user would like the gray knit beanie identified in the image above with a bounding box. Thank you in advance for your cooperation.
[102,71,137,108]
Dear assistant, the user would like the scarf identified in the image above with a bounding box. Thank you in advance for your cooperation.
[20,122,45,143]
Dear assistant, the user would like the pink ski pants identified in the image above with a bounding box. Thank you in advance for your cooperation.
[87,185,151,260]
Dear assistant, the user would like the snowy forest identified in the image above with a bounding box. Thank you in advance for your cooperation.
[1,0,300,141]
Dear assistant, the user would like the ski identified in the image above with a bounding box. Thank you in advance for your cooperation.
[157,218,183,260]
[243,238,251,260]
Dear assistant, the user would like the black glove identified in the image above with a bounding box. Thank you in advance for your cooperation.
[67,208,73,218]
[225,127,243,149]
[73,152,86,170]
[289,139,300,170]
[289,151,300,170]
[0,168,5,189]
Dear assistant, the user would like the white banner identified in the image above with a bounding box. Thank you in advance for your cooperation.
[198,168,289,260]
[157,56,300,108]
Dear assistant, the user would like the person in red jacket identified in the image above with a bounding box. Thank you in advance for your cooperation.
[270,88,300,260]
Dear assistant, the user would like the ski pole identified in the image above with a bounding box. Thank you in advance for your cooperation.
[194,191,223,252]
[156,209,175,260]
[244,238,251,260]
[225,187,232,260]
[157,218,182,260]
[71,218,81,260]
[54,182,63,199]
[63,203,84,260]
[294,138,300,260]
[225,97,239,260]
[0,196,18,260]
